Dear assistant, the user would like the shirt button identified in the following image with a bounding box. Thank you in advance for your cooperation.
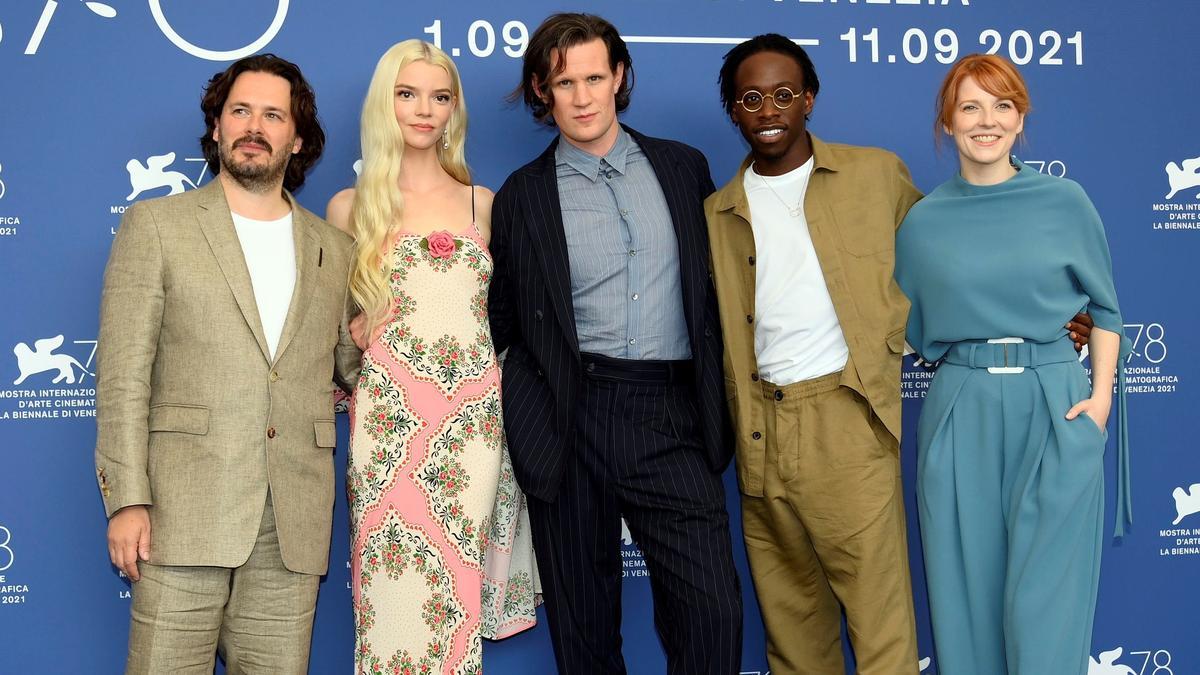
[270,371,280,382]
[267,427,277,439]
[750,373,759,382]
[748,256,756,266]
[746,315,753,324]
[632,293,639,301]
[629,338,637,345]
[620,209,628,216]
[774,390,784,401]
[751,431,762,440]
[628,250,637,257]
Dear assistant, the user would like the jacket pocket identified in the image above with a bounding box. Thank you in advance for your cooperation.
[148,403,209,435]
[314,419,337,448]
[886,326,906,354]
[832,198,896,257]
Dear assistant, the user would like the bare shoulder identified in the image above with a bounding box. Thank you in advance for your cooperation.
[325,188,356,235]
[472,185,496,244]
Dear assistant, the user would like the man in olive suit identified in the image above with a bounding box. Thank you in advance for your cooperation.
[95,54,359,674]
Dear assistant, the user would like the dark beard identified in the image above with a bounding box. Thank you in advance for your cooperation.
[218,135,290,194]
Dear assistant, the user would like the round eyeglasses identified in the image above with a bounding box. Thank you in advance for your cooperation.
[736,87,801,113]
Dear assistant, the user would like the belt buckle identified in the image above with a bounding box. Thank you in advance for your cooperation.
[987,337,1025,374]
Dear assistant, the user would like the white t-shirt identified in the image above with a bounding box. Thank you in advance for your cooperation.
[743,158,850,386]
[231,211,296,360]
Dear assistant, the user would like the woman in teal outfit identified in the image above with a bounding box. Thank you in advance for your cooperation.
[895,54,1132,675]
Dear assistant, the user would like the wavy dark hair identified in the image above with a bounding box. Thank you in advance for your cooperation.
[719,34,820,121]
[513,13,634,125]
[199,54,325,192]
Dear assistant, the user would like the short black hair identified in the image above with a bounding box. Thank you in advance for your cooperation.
[719,34,820,117]
[513,13,634,125]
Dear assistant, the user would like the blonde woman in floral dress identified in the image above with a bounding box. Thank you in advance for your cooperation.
[327,40,538,674]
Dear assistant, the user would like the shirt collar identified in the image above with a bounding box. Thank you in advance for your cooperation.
[555,126,632,182]
[712,132,836,214]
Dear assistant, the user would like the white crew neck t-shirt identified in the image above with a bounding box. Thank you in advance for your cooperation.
[743,158,850,385]
[231,210,296,360]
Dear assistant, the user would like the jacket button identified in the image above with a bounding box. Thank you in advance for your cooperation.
[537,369,545,378]
[535,309,544,320]
[586,363,596,373]
[704,328,713,337]
[774,390,784,401]
[750,373,759,382]
[748,256,756,266]
[270,371,280,382]
[751,431,762,440]
[267,427,277,439]
[746,315,753,324]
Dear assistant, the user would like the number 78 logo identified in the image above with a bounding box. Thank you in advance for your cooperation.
[0,1,118,55]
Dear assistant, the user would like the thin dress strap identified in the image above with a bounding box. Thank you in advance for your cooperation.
[471,184,476,224]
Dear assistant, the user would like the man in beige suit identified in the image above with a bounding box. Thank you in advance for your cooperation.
[95,54,360,674]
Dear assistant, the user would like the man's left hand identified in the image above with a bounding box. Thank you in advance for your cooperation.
[1067,312,1094,352]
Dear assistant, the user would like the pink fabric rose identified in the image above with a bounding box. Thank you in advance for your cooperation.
[426,231,457,259]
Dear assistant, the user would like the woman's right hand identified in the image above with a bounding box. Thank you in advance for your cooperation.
[349,313,370,351]
[349,313,388,350]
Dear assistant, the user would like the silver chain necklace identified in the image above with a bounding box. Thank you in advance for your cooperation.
[756,169,804,217]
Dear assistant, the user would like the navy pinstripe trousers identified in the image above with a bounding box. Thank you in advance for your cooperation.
[526,355,743,674]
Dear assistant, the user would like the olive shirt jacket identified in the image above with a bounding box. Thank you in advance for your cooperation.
[704,135,922,496]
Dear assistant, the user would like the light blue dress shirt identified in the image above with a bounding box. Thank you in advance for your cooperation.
[555,128,691,360]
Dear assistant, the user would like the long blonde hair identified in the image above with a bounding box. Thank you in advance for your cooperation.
[350,40,471,334]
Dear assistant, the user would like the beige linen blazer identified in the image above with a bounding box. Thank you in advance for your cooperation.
[95,179,360,575]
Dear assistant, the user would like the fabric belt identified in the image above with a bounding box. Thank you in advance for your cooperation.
[580,352,694,385]
[943,337,1078,370]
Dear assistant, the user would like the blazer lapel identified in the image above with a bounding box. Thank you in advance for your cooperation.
[523,139,580,355]
[195,181,271,362]
[272,199,318,365]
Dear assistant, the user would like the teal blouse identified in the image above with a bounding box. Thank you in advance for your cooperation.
[895,160,1133,535]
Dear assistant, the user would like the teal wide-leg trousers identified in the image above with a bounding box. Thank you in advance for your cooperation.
[917,339,1106,675]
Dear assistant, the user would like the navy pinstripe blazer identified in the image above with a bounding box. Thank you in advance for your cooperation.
[489,125,733,501]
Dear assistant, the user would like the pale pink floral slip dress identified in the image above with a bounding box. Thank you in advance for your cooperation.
[348,188,538,674]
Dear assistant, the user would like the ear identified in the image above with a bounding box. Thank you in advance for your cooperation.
[612,62,625,93]
[1015,112,1025,136]
[801,89,815,117]
[292,136,303,155]
[531,74,546,103]
[942,123,952,136]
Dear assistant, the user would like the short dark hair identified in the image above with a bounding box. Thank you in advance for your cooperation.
[719,34,820,118]
[199,54,325,192]
[514,13,634,125]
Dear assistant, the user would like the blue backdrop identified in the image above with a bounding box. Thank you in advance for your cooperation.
[1,1,1197,673]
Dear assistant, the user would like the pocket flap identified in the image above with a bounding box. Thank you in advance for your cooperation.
[886,327,907,354]
[148,404,209,435]
[314,419,337,448]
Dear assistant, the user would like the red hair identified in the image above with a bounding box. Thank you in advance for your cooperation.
[935,53,1031,147]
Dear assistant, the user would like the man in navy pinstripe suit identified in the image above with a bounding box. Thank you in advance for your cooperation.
[489,13,743,674]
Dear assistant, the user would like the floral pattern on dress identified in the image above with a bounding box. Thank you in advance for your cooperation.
[378,236,496,400]
[355,508,465,675]
[415,387,504,567]
[348,359,426,542]
[350,225,538,672]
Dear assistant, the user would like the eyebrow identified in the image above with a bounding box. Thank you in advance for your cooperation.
[738,81,799,91]
[227,101,289,114]
[394,84,453,94]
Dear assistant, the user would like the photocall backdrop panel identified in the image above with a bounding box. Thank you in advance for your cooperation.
[1,1,1196,673]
